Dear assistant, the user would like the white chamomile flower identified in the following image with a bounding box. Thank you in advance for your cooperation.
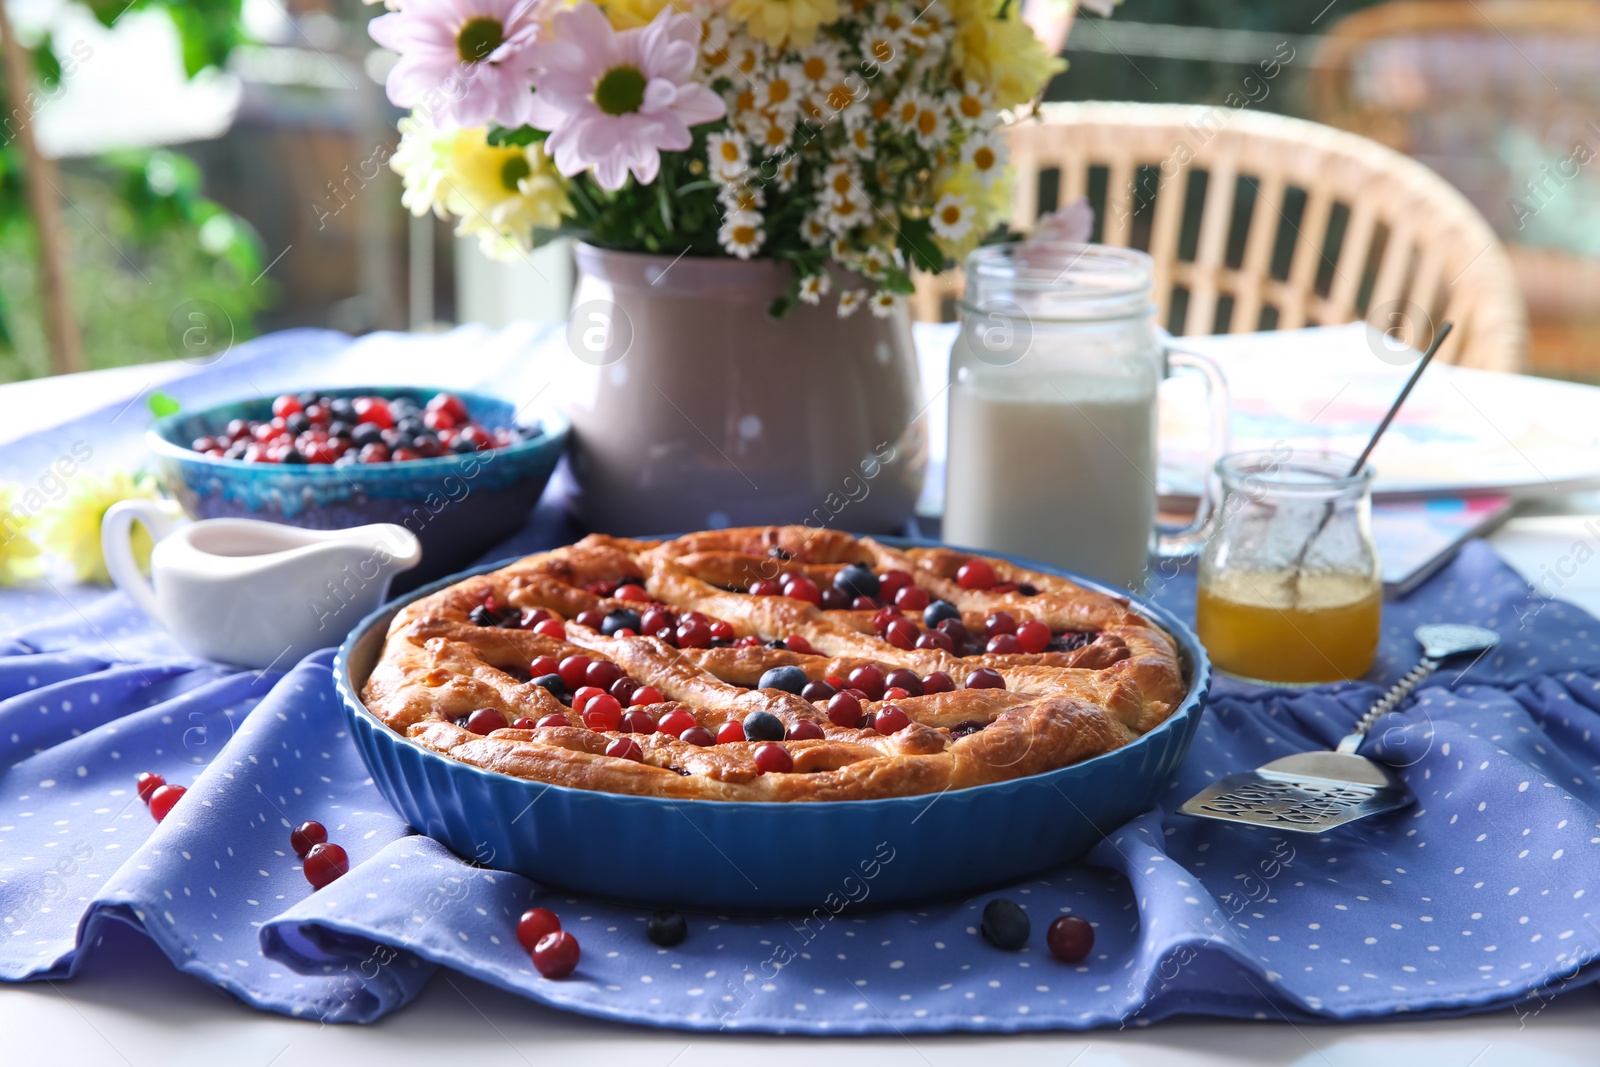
[947,85,995,129]
[829,234,852,260]
[697,9,731,59]
[869,290,902,318]
[718,181,766,214]
[754,116,792,155]
[716,35,766,84]
[796,43,843,93]
[859,23,907,77]
[874,1,913,37]
[961,129,1008,185]
[843,123,874,158]
[797,272,832,304]
[859,244,893,280]
[825,191,869,232]
[820,161,859,207]
[774,154,799,191]
[719,211,766,259]
[908,1,952,49]
[905,91,949,149]
[706,131,750,183]
[801,210,831,246]
[930,192,975,240]
[837,288,866,318]
[755,64,804,117]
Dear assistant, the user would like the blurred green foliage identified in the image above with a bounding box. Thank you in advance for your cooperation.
[0,151,271,381]
[0,0,263,382]
[1051,0,1390,109]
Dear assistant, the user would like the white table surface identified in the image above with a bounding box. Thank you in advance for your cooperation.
[3,350,1599,1064]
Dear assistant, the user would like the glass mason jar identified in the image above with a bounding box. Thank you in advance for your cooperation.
[945,242,1228,592]
[1196,450,1382,686]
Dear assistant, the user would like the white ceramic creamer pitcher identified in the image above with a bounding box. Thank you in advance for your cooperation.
[101,500,422,669]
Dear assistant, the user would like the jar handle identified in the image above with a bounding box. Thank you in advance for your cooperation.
[1156,339,1231,558]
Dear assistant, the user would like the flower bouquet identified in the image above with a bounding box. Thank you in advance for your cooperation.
[372,0,1074,315]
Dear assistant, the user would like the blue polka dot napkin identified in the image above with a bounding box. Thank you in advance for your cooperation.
[4,537,1600,1032]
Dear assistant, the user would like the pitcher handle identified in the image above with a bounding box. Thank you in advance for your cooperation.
[102,499,182,624]
[1156,341,1231,558]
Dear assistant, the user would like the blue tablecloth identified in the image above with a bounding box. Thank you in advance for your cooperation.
[2,330,1598,1032]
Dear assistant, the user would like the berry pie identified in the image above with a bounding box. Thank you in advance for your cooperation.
[361,527,1187,801]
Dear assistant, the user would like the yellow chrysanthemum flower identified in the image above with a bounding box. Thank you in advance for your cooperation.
[729,0,840,48]
[947,0,1065,109]
[38,471,161,585]
[0,485,44,586]
[391,113,575,262]
[599,0,690,30]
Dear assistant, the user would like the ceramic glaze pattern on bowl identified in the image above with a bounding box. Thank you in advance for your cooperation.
[333,543,1210,912]
[148,387,567,590]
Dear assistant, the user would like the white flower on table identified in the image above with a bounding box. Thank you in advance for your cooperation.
[837,288,866,318]
[869,290,901,318]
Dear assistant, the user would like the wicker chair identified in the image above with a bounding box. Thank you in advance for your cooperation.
[912,101,1529,371]
[1311,0,1600,378]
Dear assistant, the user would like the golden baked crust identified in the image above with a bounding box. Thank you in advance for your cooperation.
[361,527,1186,801]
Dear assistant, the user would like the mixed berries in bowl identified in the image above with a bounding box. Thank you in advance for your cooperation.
[187,390,539,466]
[148,386,567,589]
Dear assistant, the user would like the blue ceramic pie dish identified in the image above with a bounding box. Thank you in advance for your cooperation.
[147,386,567,590]
[333,543,1209,912]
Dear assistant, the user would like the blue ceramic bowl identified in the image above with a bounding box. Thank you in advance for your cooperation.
[148,386,567,591]
[334,544,1209,912]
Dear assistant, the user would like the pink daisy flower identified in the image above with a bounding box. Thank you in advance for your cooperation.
[527,2,726,191]
[369,0,548,129]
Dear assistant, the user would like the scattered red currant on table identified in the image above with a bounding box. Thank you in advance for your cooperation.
[532,931,581,978]
[303,842,350,889]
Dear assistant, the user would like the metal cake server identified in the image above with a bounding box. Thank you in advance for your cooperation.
[1180,623,1500,833]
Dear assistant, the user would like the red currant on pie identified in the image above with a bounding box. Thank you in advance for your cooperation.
[874,706,910,734]
[966,668,1006,690]
[657,709,697,737]
[557,655,592,690]
[630,686,665,706]
[621,710,657,734]
[786,719,825,741]
[847,664,886,701]
[605,737,644,762]
[465,707,507,734]
[1017,620,1052,654]
[753,743,794,773]
[681,726,715,747]
[714,720,745,744]
[826,691,863,727]
[957,558,997,590]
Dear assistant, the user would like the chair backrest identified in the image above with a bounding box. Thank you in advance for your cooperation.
[913,101,1528,371]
